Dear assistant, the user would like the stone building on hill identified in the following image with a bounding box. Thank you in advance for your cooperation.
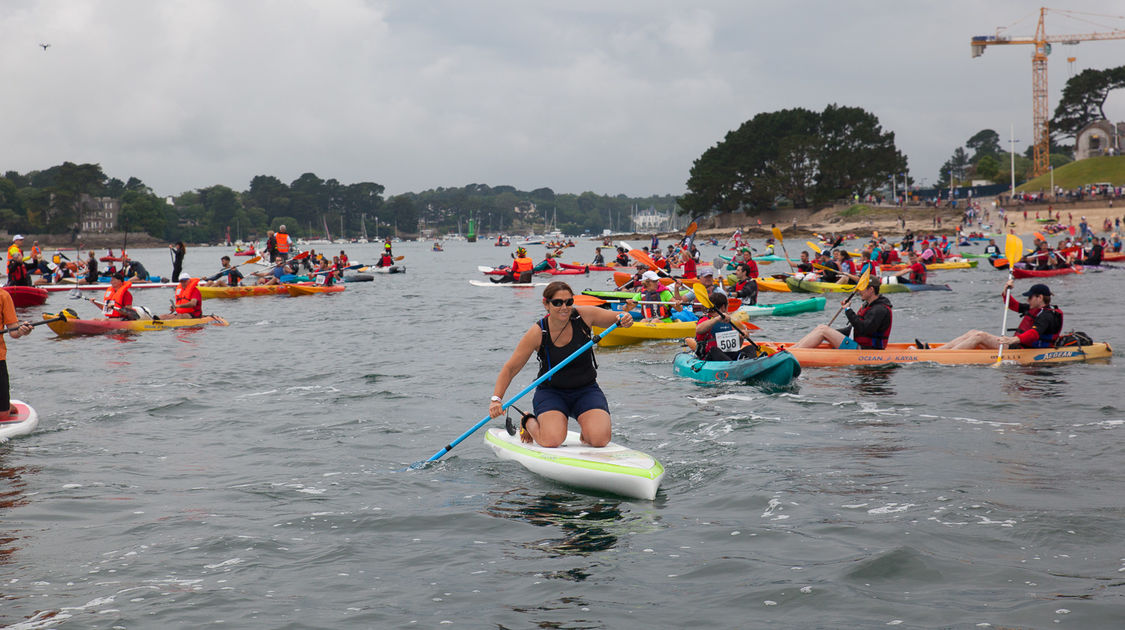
[1075,120,1124,160]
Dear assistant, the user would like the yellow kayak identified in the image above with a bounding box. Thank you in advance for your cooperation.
[43,310,229,336]
[755,278,791,292]
[592,312,751,347]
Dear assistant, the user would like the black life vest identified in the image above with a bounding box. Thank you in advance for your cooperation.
[536,313,597,389]
[1017,305,1063,348]
[852,298,892,349]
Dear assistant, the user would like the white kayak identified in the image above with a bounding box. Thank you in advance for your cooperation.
[468,280,548,288]
[484,427,664,500]
[0,400,39,443]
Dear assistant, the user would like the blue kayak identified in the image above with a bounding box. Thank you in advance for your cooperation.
[672,350,801,387]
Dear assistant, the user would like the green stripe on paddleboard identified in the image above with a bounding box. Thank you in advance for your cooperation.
[485,431,664,480]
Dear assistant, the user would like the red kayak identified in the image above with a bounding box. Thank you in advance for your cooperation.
[1012,266,1082,278]
[99,256,126,262]
[559,262,616,272]
[541,268,587,276]
[1,286,48,307]
[233,249,257,257]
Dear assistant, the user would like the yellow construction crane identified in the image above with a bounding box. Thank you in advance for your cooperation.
[971,7,1125,177]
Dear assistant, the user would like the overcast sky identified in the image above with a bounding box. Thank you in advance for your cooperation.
[3,1,1124,199]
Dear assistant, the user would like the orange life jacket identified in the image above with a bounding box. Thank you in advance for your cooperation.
[7,244,22,261]
[276,233,291,254]
[174,278,202,317]
[102,280,133,318]
[512,257,534,273]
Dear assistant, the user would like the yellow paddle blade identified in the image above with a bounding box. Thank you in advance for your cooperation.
[692,282,713,309]
[1004,234,1023,270]
[855,269,871,292]
[873,230,879,239]
[771,227,783,242]
[805,240,822,254]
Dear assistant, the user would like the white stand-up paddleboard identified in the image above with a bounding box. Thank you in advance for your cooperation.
[484,427,664,500]
[0,400,39,443]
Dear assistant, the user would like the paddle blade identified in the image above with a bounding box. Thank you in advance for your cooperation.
[692,282,712,309]
[395,255,405,261]
[1004,234,1023,271]
[855,269,871,292]
[806,241,822,254]
[627,249,658,271]
[1034,231,1046,243]
[771,227,783,242]
[572,295,607,306]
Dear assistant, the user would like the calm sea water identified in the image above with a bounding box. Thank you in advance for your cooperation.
[1,237,1121,629]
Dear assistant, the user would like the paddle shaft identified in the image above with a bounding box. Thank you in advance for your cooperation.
[419,319,624,465]
[996,278,1014,363]
[1,315,62,335]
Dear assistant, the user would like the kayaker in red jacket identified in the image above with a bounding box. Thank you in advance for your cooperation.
[893,251,927,284]
[934,281,1061,350]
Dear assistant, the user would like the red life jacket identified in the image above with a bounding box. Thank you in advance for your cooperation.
[174,278,202,317]
[102,280,133,318]
[852,299,892,349]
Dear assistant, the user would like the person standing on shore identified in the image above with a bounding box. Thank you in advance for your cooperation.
[169,241,186,281]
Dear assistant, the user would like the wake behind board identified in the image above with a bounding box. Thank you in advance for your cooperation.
[468,280,548,288]
[484,427,664,500]
[0,400,39,443]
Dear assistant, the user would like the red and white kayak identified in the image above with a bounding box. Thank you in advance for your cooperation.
[1,286,48,307]
[0,400,38,443]
[41,281,178,292]
[1012,266,1082,279]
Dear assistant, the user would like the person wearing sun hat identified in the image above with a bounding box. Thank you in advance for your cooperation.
[934,281,1062,350]
[5,235,31,287]
[623,270,680,323]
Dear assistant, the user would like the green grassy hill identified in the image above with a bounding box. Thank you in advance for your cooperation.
[1017,155,1125,192]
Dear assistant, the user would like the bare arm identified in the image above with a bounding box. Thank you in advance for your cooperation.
[488,325,542,418]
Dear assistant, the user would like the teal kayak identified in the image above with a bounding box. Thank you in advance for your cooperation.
[672,351,801,387]
[741,296,825,317]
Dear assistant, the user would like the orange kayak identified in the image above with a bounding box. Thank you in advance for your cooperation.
[286,284,346,296]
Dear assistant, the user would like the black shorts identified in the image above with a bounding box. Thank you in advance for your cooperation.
[533,383,609,419]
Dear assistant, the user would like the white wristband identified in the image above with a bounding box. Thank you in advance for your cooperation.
[490,395,502,403]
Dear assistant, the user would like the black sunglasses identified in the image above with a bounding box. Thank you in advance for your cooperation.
[549,298,574,307]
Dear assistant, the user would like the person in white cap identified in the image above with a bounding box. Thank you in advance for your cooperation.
[623,270,681,322]
[5,235,31,287]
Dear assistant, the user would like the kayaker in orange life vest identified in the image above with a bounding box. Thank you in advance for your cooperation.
[794,276,892,350]
[933,281,1062,350]
[158,276,203,319]
[88,273,137,319]
[275,225,292,261]
[509,247,535,283]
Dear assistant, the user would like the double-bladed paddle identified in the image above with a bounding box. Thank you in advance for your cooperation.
[996,234,1024,365]
[827,269,870,326]
[772,227,797,271]
[691,283,760,345]
[3,313,65,335]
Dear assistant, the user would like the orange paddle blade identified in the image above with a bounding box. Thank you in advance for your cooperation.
[627,249,659,271]
[572,295,607,306]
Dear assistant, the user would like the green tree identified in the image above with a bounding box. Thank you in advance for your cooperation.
[198,185,242,241]
[965,129,1001,162]
[384,195,417,234]
[937,148,971,185]
[974,154,1000,179]
[1051,65,1125,142]
[119,190,166,237]
[814,104,905,203]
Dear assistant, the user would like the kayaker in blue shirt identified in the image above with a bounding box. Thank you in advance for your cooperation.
[488,281,633,448]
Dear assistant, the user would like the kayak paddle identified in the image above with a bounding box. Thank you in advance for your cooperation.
[827,269,870,326]
[573,294,743,312]
[415,316,628,467]
[772,227,796,271]
[691,283,759,340]
[3,313,65,335]
[996,234,1023,365]
[806,241,822,254]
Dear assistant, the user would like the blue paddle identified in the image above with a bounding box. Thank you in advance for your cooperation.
[413,317,625,467]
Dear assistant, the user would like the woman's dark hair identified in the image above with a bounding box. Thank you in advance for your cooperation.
[543,281,574,301]
[708,292,728,312]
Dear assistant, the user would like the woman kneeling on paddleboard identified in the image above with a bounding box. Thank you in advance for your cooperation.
[488,281,633,448]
